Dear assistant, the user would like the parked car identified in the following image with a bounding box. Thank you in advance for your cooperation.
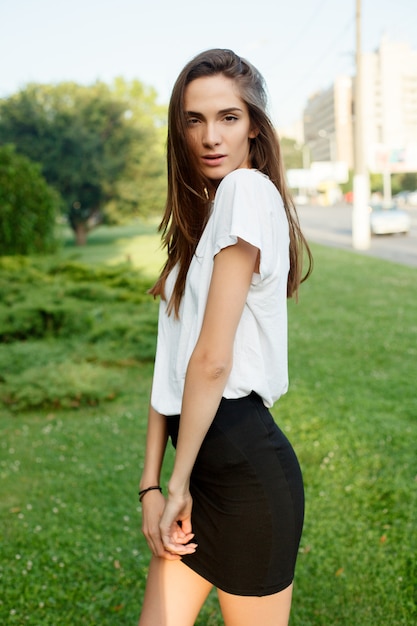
[392,191,410,206]
[407,190,417,206]
[392,190,417,207]
[369,204,411,235]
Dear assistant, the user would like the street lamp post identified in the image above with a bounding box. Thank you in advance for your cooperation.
[352,0,370,249]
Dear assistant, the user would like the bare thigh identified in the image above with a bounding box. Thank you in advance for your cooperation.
[138,556,213,626]
[217,583,293,626]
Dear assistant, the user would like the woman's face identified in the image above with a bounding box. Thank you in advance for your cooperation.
[183,74,257,184]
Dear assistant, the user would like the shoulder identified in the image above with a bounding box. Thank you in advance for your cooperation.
[214,169,283,217]
[207,169,288,266]
[217,168,276,195]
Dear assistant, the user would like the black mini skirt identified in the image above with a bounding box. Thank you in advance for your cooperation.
[166,392,304,597]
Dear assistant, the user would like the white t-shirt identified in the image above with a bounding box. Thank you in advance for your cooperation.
[151,168,290,415]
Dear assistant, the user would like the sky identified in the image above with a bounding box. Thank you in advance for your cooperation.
[1,0,417,131]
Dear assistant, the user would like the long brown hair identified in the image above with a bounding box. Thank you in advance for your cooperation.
[149,48,312,315]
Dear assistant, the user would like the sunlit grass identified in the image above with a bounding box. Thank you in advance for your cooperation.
[0,228,416,624]
[58,220,165,277]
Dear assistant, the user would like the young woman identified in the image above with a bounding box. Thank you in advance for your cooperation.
[138,48,312,626]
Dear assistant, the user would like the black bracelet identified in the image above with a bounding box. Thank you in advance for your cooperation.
[138,485,162,502]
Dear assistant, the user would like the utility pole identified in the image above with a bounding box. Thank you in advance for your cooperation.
[352,0,371,249]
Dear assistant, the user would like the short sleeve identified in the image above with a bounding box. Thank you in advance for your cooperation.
[210,169,283,280]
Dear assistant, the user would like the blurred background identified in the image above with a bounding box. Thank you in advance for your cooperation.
[1,0,417,251]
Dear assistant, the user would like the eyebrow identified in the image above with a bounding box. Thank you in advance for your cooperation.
[185,107,244,116]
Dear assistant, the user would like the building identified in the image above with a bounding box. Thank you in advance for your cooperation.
[303,76,354,168]
[303,37,417,174]
[362,36,417,173]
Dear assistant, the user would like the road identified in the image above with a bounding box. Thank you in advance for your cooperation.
[296,203,417,268]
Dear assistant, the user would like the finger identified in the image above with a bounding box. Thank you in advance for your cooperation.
[152,523,190,556]
[147,534,182,560]
[164,542,198,556]
[172,529,195,545]
[162,537,198,555]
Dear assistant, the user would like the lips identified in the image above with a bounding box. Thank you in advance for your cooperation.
[201,154,226,166]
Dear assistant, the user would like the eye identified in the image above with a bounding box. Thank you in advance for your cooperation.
[186,116,201,126]
[223,114,239,123]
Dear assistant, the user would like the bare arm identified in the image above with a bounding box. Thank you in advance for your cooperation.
[140,402,168,490]
[139,403,181,559]
[159,238,259,553]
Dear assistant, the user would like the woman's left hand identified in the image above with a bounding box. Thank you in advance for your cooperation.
[159,490,198,556]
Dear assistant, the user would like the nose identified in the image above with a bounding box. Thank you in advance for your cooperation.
[202,123,221,148]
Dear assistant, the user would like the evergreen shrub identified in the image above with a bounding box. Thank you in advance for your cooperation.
[0,145,59,254]
[0,257,158,409]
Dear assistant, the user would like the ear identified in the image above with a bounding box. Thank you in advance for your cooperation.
[249,126,260,139]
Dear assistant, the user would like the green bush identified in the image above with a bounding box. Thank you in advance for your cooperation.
[47,260,154,302]
[0,144,59,254]
[2,361,124,410]
[0,300,94,342]
[0,256,157,410]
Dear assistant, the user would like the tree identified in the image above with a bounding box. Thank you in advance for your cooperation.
[0,144,58,254]
[280,137,304,170]
[393,172,417,194]
[104,77,167,224]
[0,81,167,245]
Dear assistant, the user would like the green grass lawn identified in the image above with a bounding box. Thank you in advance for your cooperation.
[58,220,166,276]
[0,223,416,625]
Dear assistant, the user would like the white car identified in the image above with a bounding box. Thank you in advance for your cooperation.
[369,205,411,235]
[407,191,417,206]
